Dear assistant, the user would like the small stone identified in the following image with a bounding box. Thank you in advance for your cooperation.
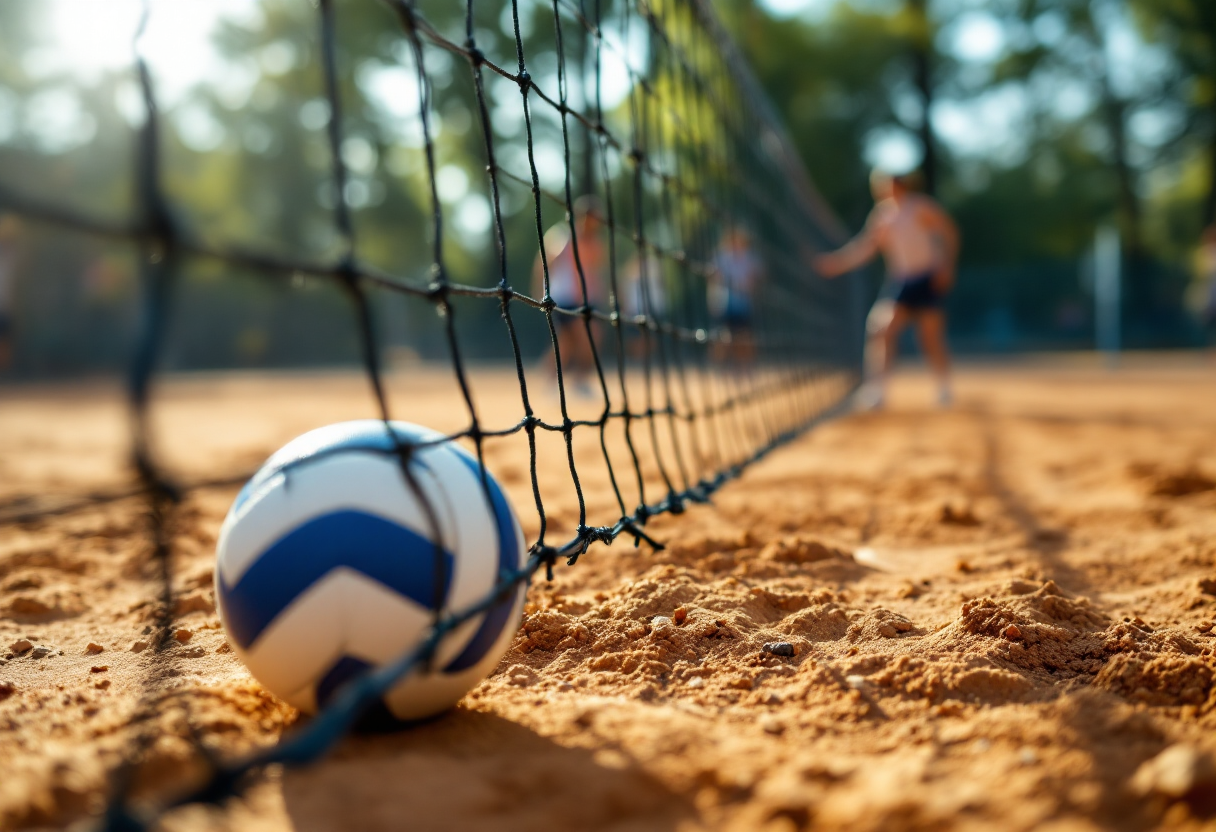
[131,640,148,653]
[0,681,15,701]
[86,642,104,654]
[557,682,574,692]
[761,716,785,735]
[1020,749,1039,766]
[178,646,206,658]
[9,639,32,654]
[30,646,52,659]
[216,642,232,654]
[763,641,795,657]
[687,676,705,688]
[173,628,193,643]
[673,607,688,626]
[94,679,111,690]
[90,666,108,673]
[845,675,866,690]
[1131,745,1216,798]
[651,616,672,627]
[1004,624,1022,640]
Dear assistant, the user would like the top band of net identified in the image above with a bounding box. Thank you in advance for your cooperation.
[0,0,863,827]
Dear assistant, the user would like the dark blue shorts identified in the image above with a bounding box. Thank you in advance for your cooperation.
[718,298,752,330]
[894,273,942,310]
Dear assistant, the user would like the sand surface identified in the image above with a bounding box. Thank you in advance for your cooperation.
[2,358,1216,831]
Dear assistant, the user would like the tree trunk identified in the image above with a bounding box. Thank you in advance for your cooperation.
[908,0,937,195]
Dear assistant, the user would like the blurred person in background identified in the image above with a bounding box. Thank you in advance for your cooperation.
[0,215,19,373]
[1197,223,1216,343]
[815,169,959,409]
[710,225,763,366]
[621,250,665,359]
[535,195,606,397]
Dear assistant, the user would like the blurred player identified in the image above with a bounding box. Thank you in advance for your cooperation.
[1198,223,1216,343]
[534,196,605,396]
[815,169,959,409]
[709,225,763,365]
[621,250,664,359]
[0,215,18,373]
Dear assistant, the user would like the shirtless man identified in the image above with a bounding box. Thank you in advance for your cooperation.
[534,196,606,396]
[815,170,959,408]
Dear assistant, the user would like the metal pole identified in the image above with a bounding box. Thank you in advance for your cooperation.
[1094,225,1121,367]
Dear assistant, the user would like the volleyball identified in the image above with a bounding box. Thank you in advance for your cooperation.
[214,420,525,722]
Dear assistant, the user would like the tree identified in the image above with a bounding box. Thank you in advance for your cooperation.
[1128,0,1216,227]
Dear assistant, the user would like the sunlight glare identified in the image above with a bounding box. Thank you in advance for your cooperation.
[40,0,262,107]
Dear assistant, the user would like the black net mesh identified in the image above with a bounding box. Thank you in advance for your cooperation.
[0,0,862,826]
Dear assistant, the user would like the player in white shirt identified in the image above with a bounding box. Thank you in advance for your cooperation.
[621,251,664,359]
[815,170,959,408]
[1198,223,1216,338]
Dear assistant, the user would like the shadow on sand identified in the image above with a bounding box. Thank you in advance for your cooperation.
[281,708,695,832]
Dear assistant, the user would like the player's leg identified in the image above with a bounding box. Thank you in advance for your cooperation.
[882,302,911,376]
[857,299,908,410]
[915,308,952,407]
[0,313,11,372]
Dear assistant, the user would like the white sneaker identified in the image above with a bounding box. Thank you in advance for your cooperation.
[854,383,885,412]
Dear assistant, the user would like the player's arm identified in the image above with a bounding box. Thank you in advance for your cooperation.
[923,201,960,291]
[813,218,878,278]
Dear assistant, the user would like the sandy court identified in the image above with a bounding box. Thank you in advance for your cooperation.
[1,356,1216,831]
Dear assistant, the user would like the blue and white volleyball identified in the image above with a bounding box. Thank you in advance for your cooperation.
[214,420,526,722]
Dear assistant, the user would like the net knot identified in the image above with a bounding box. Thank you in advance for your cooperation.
[532,544,560,581]
[465,42,485,66]
[619,519,665,551]
[516,70,531,91]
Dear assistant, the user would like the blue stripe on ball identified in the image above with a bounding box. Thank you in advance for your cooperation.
[315,654,374,708]
[219,509,455,650]
[443,454,522,673]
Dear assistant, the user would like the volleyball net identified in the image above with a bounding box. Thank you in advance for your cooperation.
[0,0,863,825]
